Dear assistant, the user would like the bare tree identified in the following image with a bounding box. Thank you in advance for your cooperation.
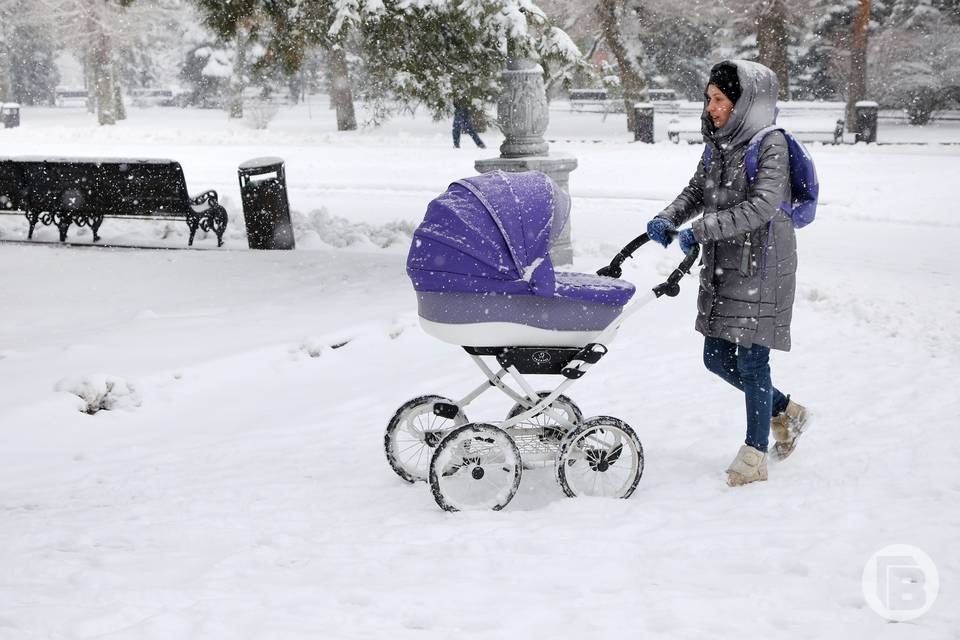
[596,0,645,132]
[226,21,252,119]
[36,0,130,124]
[847,0,871,129]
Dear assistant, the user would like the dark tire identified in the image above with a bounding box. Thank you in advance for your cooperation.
[429,423,522,512]
[385,395,466,483]
[555,416,644,499]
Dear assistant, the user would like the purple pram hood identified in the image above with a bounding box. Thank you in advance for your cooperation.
[407,171,569,298]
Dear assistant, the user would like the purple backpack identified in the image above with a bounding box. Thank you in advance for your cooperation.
[702,126,819,228]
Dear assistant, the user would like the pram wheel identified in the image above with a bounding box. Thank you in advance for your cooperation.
[555,416,644,499]
[506,392,583,468]
[505,392,583,438]
[429,424,522,512]
[385,395,467,483]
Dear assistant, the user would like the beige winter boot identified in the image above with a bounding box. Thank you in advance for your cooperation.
[771,399,809,461]
[726,445,768,487]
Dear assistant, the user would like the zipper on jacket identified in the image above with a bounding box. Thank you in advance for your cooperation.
[740,233,752,276]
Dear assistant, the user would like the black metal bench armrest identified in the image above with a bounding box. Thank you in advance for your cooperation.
[189,189,219,213]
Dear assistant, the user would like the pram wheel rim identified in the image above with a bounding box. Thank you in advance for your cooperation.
[555,416,644,499]
[429,423,522,512]
[385,394,467,484]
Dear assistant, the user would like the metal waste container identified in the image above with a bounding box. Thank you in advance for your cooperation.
[854,101,878,144]
[1,103,20,128]
[633,103,655,143]
[238,156,295,250]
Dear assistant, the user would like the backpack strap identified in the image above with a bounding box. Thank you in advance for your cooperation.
[701,145,713,172]
[744,125,784,183]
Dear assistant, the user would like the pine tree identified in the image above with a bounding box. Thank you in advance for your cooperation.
[192,0,578,130]
[631,3,712,100]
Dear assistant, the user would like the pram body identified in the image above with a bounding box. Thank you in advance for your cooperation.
[387,171,699,511]
[407,170,635,347]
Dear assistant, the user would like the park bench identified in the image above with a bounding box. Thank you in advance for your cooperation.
[666,102,845,144]
[0,157,227,246]
[569,88,625,114]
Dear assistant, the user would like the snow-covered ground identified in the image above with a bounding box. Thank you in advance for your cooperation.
[1,101,958,639]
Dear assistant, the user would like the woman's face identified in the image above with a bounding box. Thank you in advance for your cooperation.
[706,84,735,129]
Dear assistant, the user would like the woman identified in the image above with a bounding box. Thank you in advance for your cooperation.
[645,60,809,487]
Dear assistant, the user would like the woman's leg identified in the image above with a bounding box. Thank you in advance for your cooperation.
[703,336,740,388]
[736,344,774,452]
[703,336,788,416]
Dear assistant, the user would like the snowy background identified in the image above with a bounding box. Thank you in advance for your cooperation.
[1,101,958,638]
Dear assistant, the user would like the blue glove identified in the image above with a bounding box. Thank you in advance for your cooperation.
[646,217,675,248]
[678,228,698,255]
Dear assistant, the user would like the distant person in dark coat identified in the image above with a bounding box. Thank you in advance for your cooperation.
[452,102,485,149]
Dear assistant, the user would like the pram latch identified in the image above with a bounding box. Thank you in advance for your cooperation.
[561,343,609,379]
[432,402,461,419]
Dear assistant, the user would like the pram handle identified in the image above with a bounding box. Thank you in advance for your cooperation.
[595,233,654,279]
[653,242,700,298]
[596,231,699,296]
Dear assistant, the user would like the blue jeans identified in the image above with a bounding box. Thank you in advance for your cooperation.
[702,336,789,452]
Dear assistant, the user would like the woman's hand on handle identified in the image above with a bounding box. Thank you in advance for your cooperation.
[678,228,699,255]
[646,218,676,248]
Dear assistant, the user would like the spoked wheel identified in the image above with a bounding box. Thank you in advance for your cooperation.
[506,391,583,438]
[555,416,644,499]
[385,395,467,483]
[429,424,522,512]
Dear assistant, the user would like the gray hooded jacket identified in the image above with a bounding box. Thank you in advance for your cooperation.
[657,60,796,351]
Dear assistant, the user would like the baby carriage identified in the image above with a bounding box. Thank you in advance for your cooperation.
[385,170,699,511]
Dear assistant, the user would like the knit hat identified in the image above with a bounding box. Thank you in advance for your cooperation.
[708,62,741,103]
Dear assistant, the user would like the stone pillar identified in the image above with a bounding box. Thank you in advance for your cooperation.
[475,58,578,266]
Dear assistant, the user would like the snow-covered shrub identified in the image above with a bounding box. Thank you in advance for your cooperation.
[54,375,142,414]
[245,99,279,129]
[299,336,351,358]
[292,208,415,250]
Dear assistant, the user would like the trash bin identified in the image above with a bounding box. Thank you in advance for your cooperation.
[633,102,655,143]
[854,100,878,143]
[1,103,20,129]
[238,156,295,250]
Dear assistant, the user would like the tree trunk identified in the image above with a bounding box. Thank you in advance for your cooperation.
[596,0,645,132]
[328,45,356,131]
[113,64,126,121]
[846,0,871,131]
[0,11,12,101]
[757,0,790,100]
[84,54,96,114]
[228,28,248,119]
[93,32,115,125]
[0,55,10,102]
